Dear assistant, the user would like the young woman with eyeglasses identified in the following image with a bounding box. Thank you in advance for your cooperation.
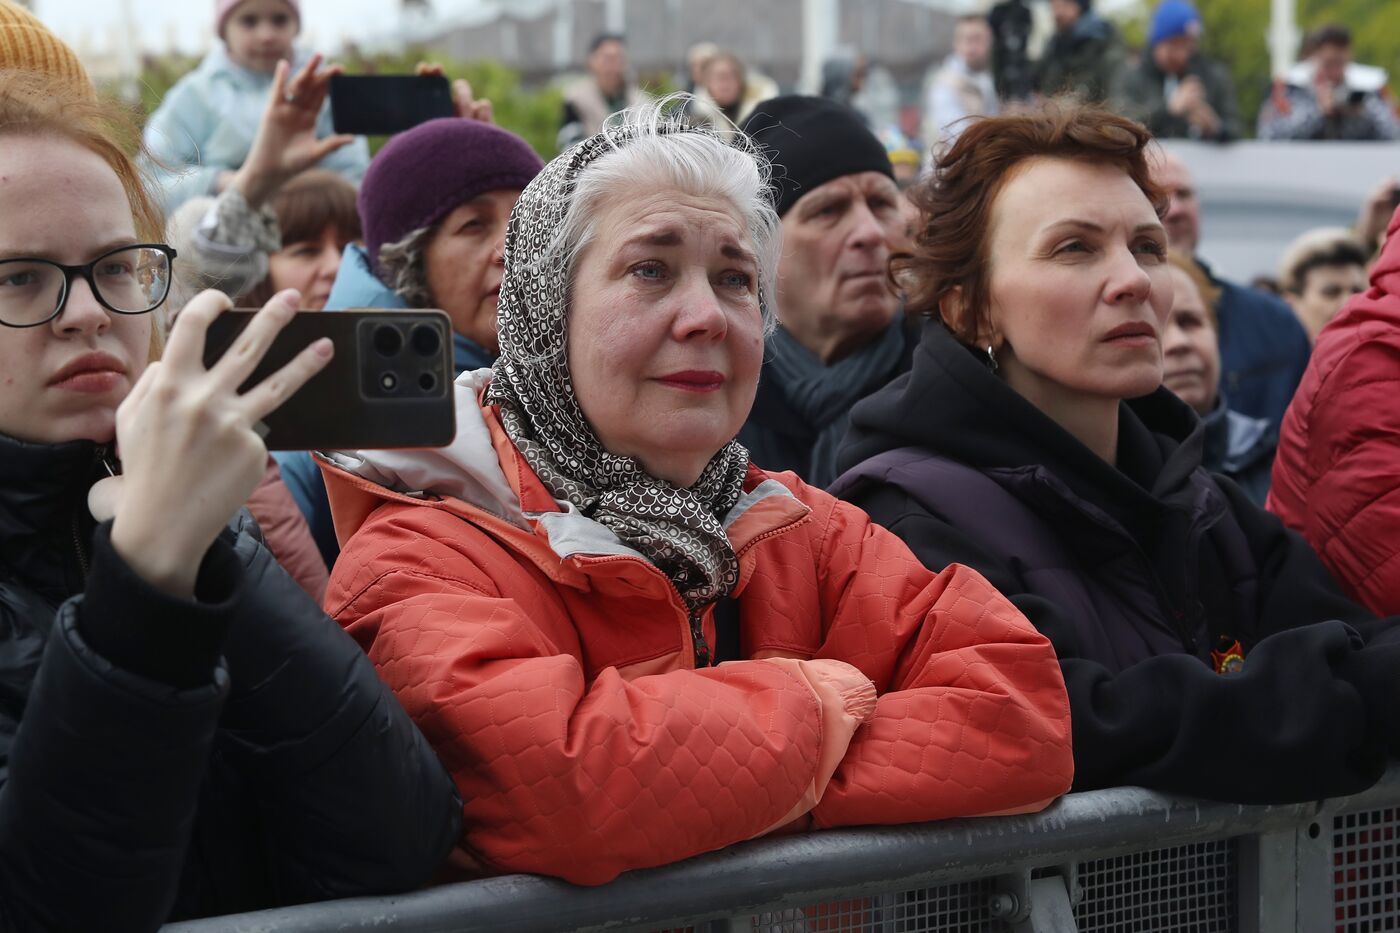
[0,71,459,930]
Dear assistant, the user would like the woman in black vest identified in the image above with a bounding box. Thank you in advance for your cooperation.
[833,101,1400,804]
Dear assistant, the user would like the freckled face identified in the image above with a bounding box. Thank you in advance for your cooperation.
[0,134,152,444]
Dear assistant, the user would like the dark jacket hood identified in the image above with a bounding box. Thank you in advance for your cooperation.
[838,318,1206,528]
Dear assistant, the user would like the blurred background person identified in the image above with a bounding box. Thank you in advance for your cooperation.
[819,46,867,112]
[1037,0,1124,102]
[1355,175,1399,259]
[1258,24,1399,142]
[686,50,777,135]
[1163,254,1276,504]
[1149,147,1310,431]
[141,0,369,212]
[1270,205,1400,617]
[167,57,359,316]
[560,32,645,149]
[1114,0,1239,141]
[881,128,923,191]
[1277,227,1369,341]
[683,40,718,95]
[280,115,544,566]
[741,96,911,487]
[921,15,998,156]
[988,0,1036,103]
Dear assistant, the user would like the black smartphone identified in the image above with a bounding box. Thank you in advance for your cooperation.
[329,74,455,136]
[202,310,457,451]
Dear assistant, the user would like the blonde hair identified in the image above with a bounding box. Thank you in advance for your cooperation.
[0,69,166,359]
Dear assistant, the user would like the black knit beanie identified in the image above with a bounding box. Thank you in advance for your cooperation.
[741,95,894,218]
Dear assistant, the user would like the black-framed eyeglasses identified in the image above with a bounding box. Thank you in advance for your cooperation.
[0,244,177,328]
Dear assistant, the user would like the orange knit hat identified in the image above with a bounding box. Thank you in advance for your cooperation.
[0,0,92,92]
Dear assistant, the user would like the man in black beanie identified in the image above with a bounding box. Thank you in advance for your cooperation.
[739,95,912,488]
[1038,0,1124,101]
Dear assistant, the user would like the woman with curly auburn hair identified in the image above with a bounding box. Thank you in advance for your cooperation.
[832,100,1400,805]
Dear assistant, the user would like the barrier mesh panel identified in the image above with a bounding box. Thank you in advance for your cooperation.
[1334,806,1400,931]
[1073,838,1237,932]
[751,878,1010,932]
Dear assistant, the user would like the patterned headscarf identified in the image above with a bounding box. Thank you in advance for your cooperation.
[486,124,752,610]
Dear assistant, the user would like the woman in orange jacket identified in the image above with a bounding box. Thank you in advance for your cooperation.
[320,99,1074,885]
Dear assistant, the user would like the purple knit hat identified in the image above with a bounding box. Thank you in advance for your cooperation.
[359,118,545,278]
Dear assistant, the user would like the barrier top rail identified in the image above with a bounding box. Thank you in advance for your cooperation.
[165,766,1400,933]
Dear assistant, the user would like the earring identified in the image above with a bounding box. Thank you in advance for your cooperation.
[985,344,998,373]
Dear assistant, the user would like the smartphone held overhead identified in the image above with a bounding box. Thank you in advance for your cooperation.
[203,310,457,451]
[330,74,456,136]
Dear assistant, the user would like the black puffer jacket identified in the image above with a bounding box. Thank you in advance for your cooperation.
[832,320,1400,804]
[0,431,461,932]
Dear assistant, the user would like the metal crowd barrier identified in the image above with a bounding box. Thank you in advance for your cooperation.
[167,766,1400,933]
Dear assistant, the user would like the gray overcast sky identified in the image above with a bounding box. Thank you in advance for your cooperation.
[36,0,488,56]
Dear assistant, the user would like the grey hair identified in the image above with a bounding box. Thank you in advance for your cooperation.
[376,224,436,308]
[542,94,782,334]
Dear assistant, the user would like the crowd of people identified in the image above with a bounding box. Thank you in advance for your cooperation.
[3,0,1400,928]
[922,0,1400,149]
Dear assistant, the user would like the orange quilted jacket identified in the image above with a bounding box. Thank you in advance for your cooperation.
[321,375,1073,885]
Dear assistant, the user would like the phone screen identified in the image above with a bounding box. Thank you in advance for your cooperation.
[329,75,456,136]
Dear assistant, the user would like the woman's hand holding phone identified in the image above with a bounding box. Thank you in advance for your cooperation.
[95,289,333,598]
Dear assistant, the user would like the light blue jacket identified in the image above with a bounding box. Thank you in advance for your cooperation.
[142,45,371,212]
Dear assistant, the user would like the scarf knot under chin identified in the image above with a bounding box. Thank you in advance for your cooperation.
[487,124,751,611]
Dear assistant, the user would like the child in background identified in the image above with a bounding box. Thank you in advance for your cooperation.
[142,0,369,211]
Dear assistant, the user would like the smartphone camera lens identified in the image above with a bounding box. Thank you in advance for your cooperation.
[373,324,403,357]
[419,372,438,393]
[410,324,441,357]
[379,372,399,393]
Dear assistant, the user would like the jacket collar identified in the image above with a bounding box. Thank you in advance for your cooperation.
[841,318,1210,527]
[320,371,810,590]
[1201,395,1274,474]
[325,243,406,313]
[0,431,104,588]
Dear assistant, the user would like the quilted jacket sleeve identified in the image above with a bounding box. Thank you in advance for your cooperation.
[328,507,877,886]
[1270,330,1400,616]
[803,493,1074,827]
[0,525,233,933]
[211,517,462,903]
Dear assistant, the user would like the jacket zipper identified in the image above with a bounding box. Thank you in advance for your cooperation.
[688,605,712,668]
[71,506,89,579]
[70,446,116,581]
[574,511,809,670]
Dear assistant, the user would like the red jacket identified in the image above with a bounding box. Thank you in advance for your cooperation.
[321,375,1073,885]
[245,457,328,603]
[1270,206,1400,614]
